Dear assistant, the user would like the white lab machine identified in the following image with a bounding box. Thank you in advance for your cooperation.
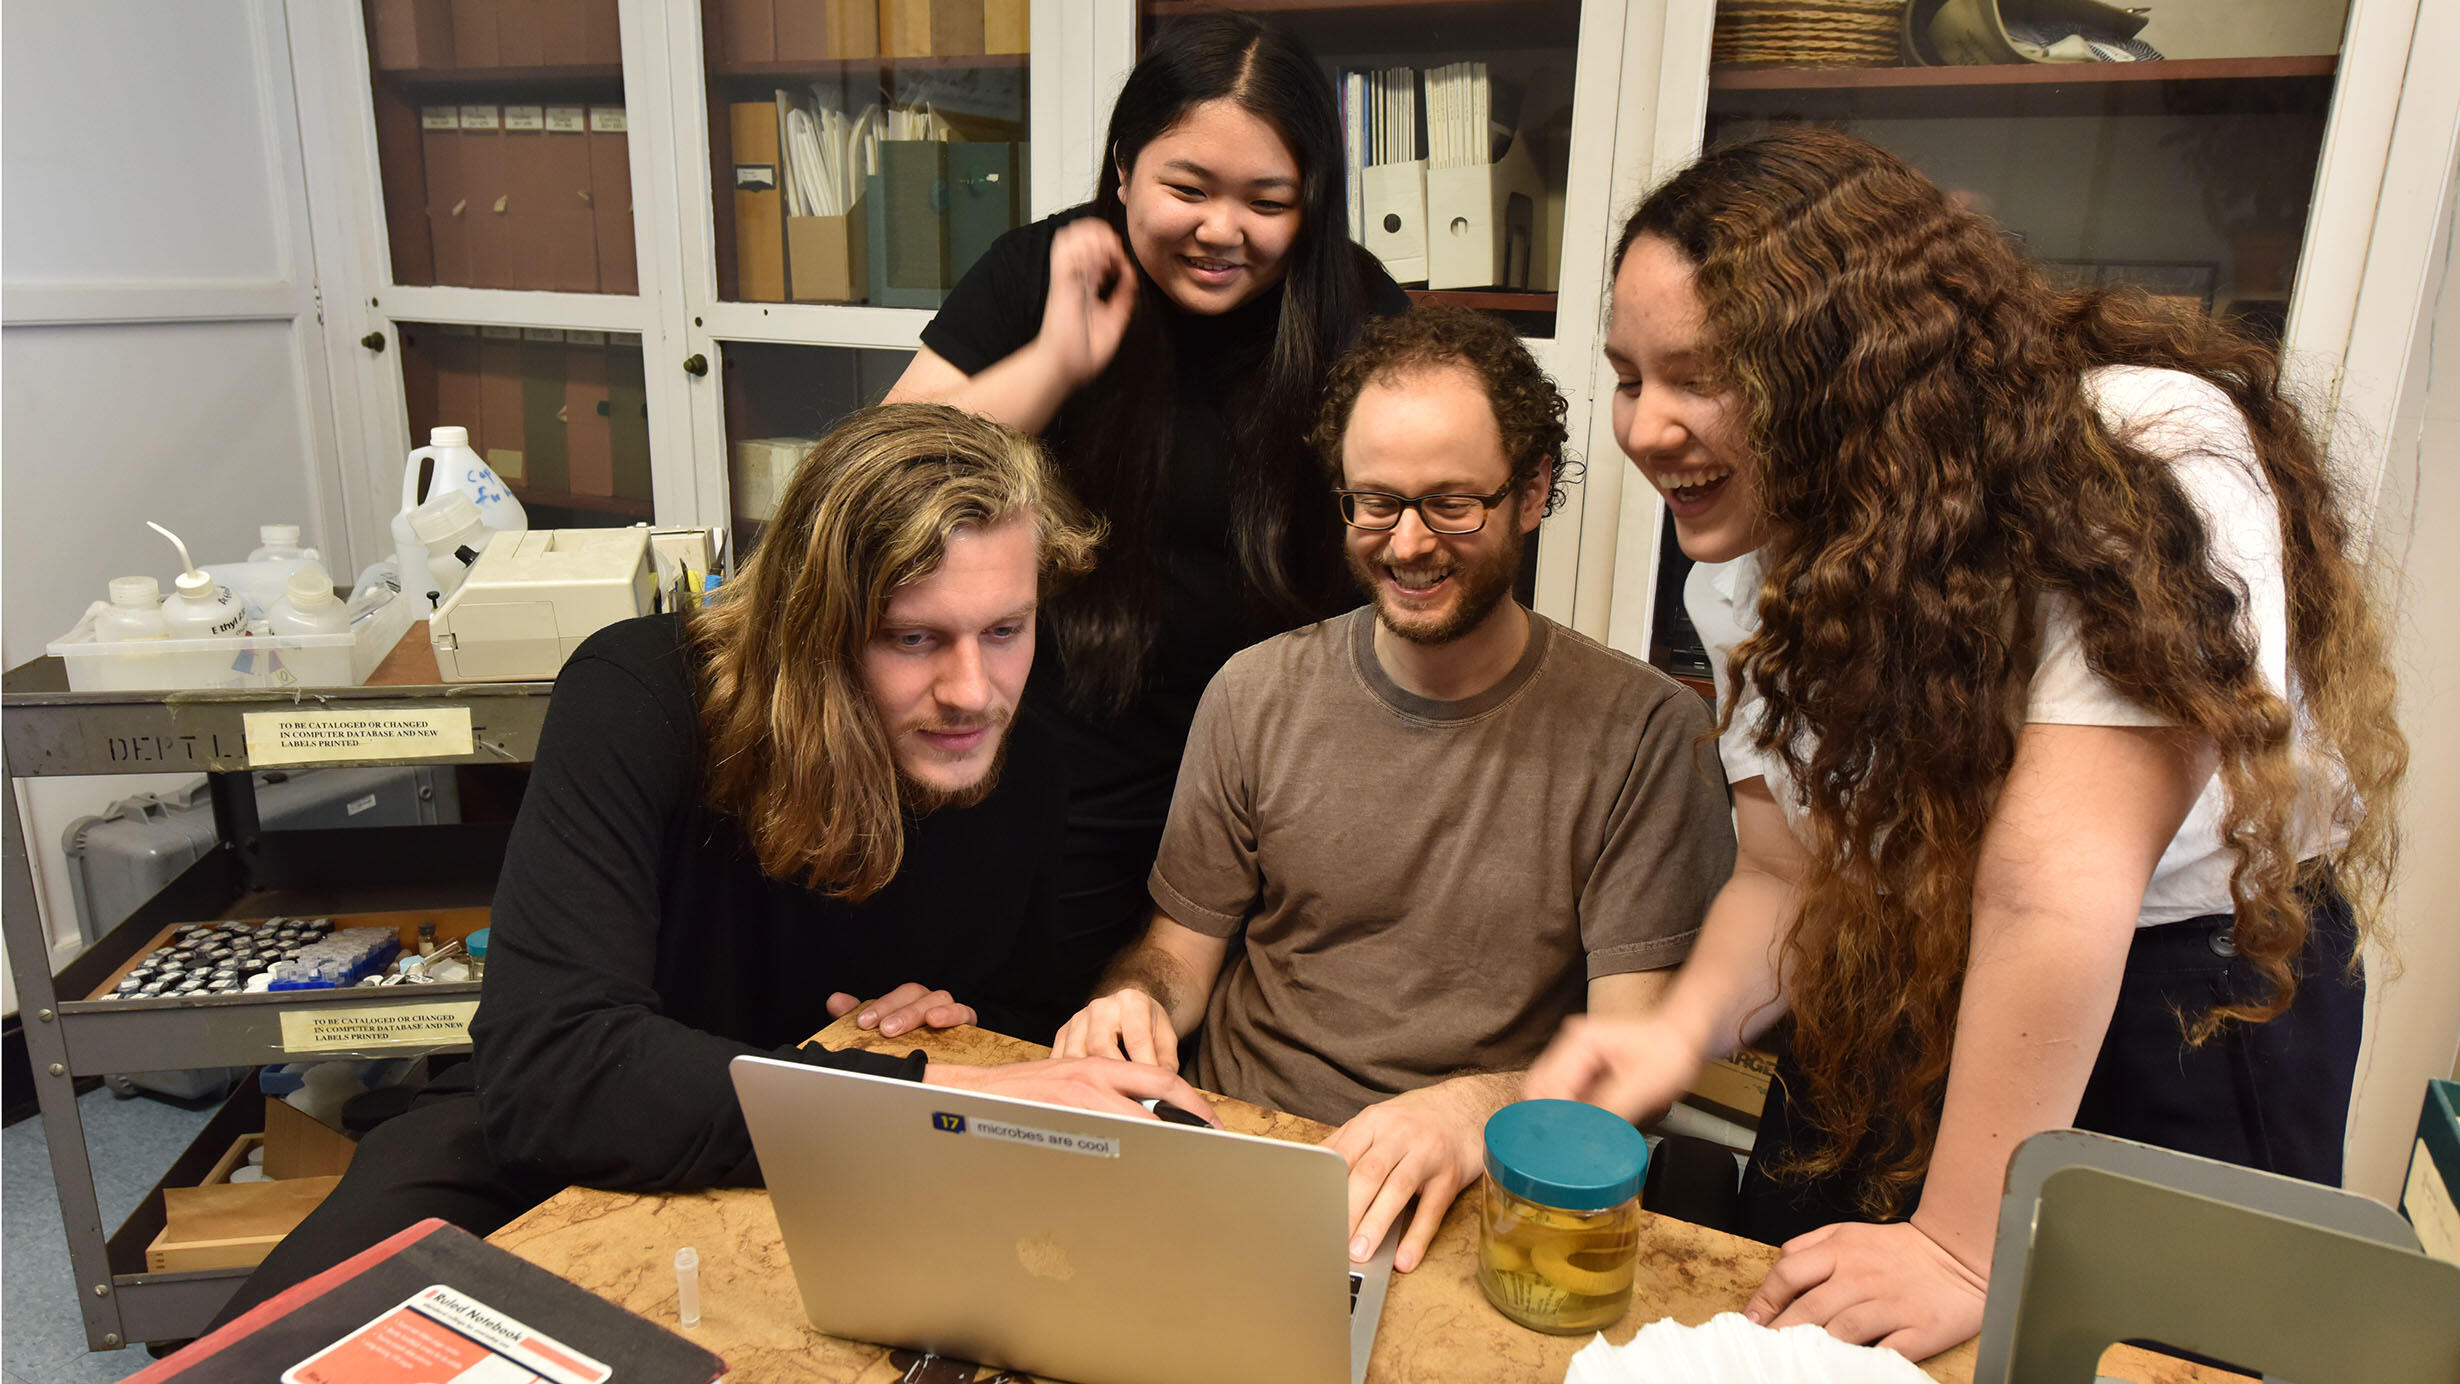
[428,527,658,681]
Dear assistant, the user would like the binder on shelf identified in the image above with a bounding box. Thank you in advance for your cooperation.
[731,100,789,303]
[983,0,1028,54]
[881,0,985,58]
[723,0,777,63]
[564,330,615,497]
[496,0,545,66]
[519,329,572,496]
[457,104,513,289]
[948,141,1023,285]
[433,326,485,454]
[1425,133,1542,291]
[539,0,588,64]
[540,105,601,292]
[420,106,472,285]
[777,0,878,60]
[866,141,951,308]
[450,0,498,65]
[607,334,653,503]
[500,104,555,290]
[1362,159,1429,285]
[372,0,454,69]
[588,105,637,294]
[478,326,529,484]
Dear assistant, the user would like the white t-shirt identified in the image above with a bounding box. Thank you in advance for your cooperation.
[1686,364,2314,927]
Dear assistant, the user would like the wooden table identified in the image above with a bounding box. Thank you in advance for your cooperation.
[488,1022,2232,1384]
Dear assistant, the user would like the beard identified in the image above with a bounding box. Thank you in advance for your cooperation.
[1346,521,1526,647]
[894,717,1014,814]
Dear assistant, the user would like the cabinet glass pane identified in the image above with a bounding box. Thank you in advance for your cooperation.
[719,341,914,550]
[398,323,654,528]
[702,1,1031,307]
[1648,5,2348,686]
[1145,0,1586,337]
[361,1,638,294]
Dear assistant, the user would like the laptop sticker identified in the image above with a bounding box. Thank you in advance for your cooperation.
[939,1114,1119,1159]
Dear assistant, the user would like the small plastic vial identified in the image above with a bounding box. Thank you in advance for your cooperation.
[1477,1100,1650,1334]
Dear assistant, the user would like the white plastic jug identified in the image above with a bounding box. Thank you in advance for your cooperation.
[407,491,494,604]
[393,426,527,609]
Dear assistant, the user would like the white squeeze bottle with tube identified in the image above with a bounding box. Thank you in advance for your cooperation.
[147,522,247,638]
[394,427,526,607]
[95,577,170,642]
[267,566,352,635]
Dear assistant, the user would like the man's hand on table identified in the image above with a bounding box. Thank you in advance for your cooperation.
[826,983,975,1038]
[925,1055,1221,1127]
[1744,1217,1986,1360]
[1051,987,1181,1070]
[1327,1074,1509,1274]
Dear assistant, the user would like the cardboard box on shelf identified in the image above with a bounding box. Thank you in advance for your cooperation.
[880,0,984,57]
[788,194,869,303]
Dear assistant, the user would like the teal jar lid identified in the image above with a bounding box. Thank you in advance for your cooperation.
[1483,1100,1649,1211]
[466,927,490,959]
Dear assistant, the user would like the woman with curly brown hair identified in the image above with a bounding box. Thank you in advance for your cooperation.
[1527,129,2405,1358]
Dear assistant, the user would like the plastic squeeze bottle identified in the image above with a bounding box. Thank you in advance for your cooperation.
[95,577,170,641]
[266,567,352,635]
[247,524,320,564]
[147,522,247,637]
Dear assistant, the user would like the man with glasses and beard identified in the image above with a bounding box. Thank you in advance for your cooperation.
[1054,309,1734,1278]
[203,404,1215,1334]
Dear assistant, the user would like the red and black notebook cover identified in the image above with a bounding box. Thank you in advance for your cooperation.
[132,1217,724,1383]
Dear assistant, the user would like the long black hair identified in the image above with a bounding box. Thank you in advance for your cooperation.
[1052,13,1380,713]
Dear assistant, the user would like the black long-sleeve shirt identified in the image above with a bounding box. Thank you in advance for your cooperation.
[468,614,1068,1191]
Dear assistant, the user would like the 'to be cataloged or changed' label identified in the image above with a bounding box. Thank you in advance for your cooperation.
[244,708,474,765]
[279,1001,478,1053]
[932,1111,1118,1159]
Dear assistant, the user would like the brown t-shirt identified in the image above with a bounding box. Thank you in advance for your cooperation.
[1150,608,1734,1124]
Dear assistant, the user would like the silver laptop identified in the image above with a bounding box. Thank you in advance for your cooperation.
[731,1055,1396,1384]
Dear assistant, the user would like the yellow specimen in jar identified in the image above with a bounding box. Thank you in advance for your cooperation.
[1478,1190,1640,1333]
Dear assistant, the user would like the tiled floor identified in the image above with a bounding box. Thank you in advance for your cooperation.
[4,1084,221,1383]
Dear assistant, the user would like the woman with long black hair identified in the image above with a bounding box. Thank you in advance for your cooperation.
[888,15,1409,997]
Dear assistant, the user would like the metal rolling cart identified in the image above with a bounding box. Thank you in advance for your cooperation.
[1,652,554,1349]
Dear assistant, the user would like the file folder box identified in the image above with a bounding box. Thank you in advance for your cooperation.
[777,0,879,60]
[948,142,1024,284]
[1425,136,1543,291]
[432,325,485,454]
[540,0,589,64]
[450,0,498,65]
[607,334,653,502]
[458,105,514,289]
[984,0,1028,54]
[421,107,472,285]
[723,0,777,63]
[479,326,528,482]
[372,0,455,69]
[881,0,985,57]
[539,105,601,292]
[732,101,789,303]
[520,330,572,494]
[588,106,637,294]
[1363,159,1430,285]
[789,194,870,302]
[865,143,952,308]
[564,330,616,496]
[496,0,545,66]
[583,0,622,63]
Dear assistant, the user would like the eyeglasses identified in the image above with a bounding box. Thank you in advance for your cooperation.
[1335,483,1519,535]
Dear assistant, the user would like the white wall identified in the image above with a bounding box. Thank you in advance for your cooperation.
[1,0,348,1011]
[2348,153,2460,1200]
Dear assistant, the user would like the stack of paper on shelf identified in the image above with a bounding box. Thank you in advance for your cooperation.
[1422,61,1543,292]
[1355,65,1428,284]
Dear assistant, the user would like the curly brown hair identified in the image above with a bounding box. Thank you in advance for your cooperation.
[1618,130,2405,1215]
[1310,305,1573,516]
[688,403,1102,900]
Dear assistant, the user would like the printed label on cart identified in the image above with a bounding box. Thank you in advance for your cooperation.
[244,708,474,765]
[278,1001,479,1053]
[954,1115,1119,1159]
[283,1284,610,1384]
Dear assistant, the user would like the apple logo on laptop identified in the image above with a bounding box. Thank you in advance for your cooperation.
[1016,1231,1076,1281]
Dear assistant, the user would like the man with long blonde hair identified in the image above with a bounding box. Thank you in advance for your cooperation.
[209,403,1214,1331]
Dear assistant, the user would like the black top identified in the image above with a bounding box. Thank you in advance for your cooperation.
[921,208,1411,842]
[468,614,1068,1191]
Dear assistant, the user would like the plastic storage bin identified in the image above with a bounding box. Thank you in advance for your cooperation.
[46,593,415,693]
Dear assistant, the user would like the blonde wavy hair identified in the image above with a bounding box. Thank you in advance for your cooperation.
[688,403,1102,900]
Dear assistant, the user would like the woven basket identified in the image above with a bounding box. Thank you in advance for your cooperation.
[1713,0,1905,68]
